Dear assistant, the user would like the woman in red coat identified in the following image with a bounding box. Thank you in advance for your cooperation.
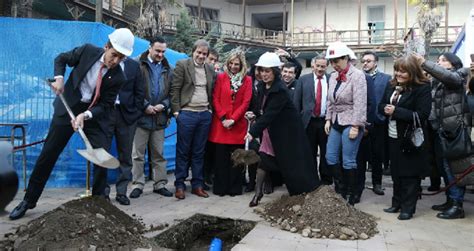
[208,51,252,196]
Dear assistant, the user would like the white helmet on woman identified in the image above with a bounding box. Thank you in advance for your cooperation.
[108,28,135,56]
[255,52,283,68]
[325,41,352,59]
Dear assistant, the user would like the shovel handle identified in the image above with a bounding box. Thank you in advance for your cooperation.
[46,79,93,150]
[245,118,251,151]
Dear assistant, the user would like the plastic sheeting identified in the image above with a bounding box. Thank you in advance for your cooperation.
[0,17,187,187]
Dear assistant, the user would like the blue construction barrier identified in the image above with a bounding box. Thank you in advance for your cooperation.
[0,17,187,188]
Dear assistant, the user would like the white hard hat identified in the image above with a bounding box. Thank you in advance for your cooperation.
[348,49,357,61]
[255,52,283,68]
[325,41,352,59]
[108,28,134,56]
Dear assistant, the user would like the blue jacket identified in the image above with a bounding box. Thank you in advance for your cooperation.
[136,51,173,130]
[372,71,392,124]
[365,74,376,130]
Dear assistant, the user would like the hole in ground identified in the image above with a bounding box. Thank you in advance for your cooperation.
[153,214,257,250]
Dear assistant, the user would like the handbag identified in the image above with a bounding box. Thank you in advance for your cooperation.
[401,112,424,153]
[410,112,424,147]
[439,90,472,160]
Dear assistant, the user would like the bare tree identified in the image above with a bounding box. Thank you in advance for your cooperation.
[412,0,444,58]
[125,0,180,40]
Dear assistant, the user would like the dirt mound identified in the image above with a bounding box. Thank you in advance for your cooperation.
[257,185,378,240]
[0,197,153,250]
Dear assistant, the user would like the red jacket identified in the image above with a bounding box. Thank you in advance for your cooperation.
[208,73,252,144]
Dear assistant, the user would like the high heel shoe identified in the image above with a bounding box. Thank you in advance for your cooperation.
[249,193,263,207]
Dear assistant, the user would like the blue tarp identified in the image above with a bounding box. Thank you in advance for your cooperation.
[0,17,187,188]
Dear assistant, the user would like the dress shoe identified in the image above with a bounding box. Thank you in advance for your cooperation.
[436,201,465,219]
[115,195,130,205]
[353,194,361,204]
[175,189,185,200]
[373,184,385,195]
[383,206,401,213]
[191,188,209,198]
[153,187,173,197]
[249,193,263,207]
[432,198,453,211]
[129,188,143,199]
[397,212,413,220]
[9,200,35,220]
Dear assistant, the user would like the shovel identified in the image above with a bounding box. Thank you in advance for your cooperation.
[46,79,119,169]
[231,118,260,167]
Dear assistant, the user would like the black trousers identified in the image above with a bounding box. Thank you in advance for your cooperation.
[212,143,244,196]
[356,133,370,195]
[104,107,136,196]
[24,102,109,204]
[392,176,421,214]
[306,117,331,184]
[370,123,386,185]
[203,141,216,184]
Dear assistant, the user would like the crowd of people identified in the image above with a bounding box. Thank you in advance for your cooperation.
[8,28,472,223]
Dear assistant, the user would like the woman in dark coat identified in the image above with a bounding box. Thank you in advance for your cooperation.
[245,52,320,207]
[418,52,471,219]
[379,55,432,220]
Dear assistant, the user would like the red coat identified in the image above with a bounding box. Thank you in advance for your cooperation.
[208,73,252,144]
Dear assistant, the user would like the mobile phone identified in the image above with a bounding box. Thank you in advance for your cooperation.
[470,54,474,62]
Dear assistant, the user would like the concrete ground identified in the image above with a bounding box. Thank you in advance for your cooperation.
[1,174,473,251]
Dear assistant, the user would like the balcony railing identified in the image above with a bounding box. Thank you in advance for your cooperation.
[163,14,462,48]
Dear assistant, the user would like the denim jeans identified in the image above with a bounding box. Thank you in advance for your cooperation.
[174,110,212,190]
[443,158,466,202]
[326,126,363,170]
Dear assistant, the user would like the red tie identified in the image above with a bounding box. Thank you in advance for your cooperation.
[88,63,105,109]
[313,76,323,117]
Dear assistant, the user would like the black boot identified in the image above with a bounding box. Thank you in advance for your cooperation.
[249,168,265,207]
[330,164,346,199]
[436,201,465,219]
[432,197,453,211]
[346,169,357,206]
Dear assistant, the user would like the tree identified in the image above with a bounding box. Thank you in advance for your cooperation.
[410,0,445,58]
[125,0,180,39]
[171,8,197,55]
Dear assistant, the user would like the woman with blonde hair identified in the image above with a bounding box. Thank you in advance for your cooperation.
[379,55,431,220]
[208,51,253,196]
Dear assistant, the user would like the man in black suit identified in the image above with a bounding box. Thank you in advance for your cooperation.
[294,55,332,185]
[9,28,135,220]
[104,57,145,205]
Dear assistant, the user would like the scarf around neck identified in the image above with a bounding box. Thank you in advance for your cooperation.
[336,64,351,82]
[229,72,244,96]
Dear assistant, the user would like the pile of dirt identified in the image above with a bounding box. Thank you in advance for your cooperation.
[0,197,153,250]
[256,185,378,240]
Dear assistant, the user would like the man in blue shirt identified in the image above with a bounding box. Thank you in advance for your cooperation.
[361,51,391,196]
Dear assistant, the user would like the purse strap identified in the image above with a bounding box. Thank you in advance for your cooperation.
[413,112,422,129]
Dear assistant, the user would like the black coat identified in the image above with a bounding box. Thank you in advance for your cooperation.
[116,58,145,125]
[53,44,125,133]
[378,83,432,177]
[422,61,471,134]
[249,78,320,195]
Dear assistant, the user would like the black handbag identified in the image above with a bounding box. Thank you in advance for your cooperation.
[439,90,472,160]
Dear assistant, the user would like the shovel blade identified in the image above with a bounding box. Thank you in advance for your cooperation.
[77,148,119,169]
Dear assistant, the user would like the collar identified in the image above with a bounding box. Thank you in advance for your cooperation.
[148,55,161,65]
[313,73,324,80]
[193,59,204,68]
